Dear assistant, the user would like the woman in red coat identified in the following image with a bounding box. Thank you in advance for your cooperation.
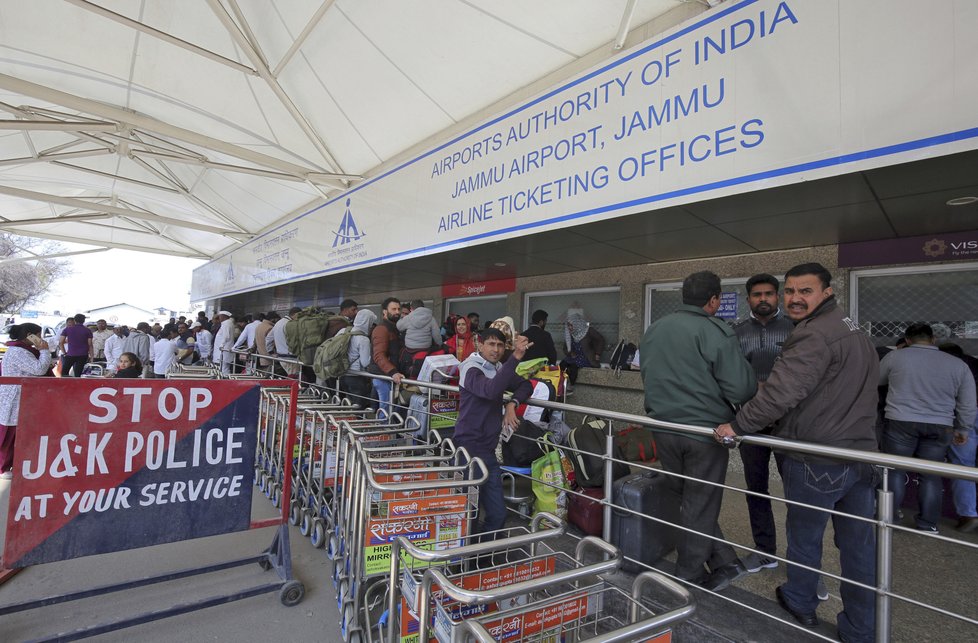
[446,316,475,362]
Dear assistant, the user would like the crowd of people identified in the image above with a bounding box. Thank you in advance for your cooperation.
[3,265,975,643]
[648,263,976,643]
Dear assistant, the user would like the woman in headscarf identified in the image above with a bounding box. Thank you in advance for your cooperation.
[560,312,606,386]
[0,323,52,479]
[490,316,517,361]
[446,315,475,362]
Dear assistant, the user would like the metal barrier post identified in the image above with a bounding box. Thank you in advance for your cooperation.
[875,468,893,643]
[603,419,614,541]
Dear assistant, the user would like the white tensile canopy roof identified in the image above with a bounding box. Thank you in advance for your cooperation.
[0,0,700,260]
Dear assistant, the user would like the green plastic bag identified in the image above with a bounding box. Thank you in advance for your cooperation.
[531,435,569,519]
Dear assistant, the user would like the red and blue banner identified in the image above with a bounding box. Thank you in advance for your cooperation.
[3,379,260,568]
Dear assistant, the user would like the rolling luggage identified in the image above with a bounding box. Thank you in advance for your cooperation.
[566,419,630,488]
[610,471,680,573]
[568,487,604,536]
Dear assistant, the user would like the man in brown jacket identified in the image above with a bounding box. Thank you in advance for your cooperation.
[367,297,403,417]
[715,263,878,642]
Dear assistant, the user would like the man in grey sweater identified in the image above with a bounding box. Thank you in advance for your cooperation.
[879,323,977,533]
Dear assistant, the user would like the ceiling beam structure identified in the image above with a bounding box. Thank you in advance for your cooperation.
[0,184,248,238]
[271,0,336,78]
[64,0,259,77]
[0,247,109,265]
[208,0,346,177]
[0,73,357,186]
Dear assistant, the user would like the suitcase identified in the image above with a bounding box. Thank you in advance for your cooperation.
[568,487,604,536]
[610,471,680,573]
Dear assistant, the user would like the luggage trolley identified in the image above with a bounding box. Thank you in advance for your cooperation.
[287,400,365,521]
[292,404,377,544]
[418,536,622,643]
[457,571,695,643]
[257,388,330,506]
[406,355,462,441]
[328,412,425,559]
[337,439,488,643]
[385,512,566,643]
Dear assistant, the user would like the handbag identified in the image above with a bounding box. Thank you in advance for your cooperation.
[501,419,548,467]
[531,435,569,519]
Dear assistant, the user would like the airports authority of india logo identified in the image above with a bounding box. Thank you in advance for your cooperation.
[332,198,366,247]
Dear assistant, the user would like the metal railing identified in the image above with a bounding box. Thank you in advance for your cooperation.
[230,348,978,641]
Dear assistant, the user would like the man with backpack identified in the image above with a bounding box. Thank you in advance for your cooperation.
[367,298,404,417]
[335,309,376,407]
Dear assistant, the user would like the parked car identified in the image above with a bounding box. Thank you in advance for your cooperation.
[0,323,59,358]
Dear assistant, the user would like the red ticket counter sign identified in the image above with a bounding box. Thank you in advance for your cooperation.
[3,379,260,568]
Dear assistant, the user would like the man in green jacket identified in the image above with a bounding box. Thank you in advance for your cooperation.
[640,271,757,591]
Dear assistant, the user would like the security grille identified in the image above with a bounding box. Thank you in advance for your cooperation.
[647,281,753,330]
[854,268,978,355]
[526,289,620,362]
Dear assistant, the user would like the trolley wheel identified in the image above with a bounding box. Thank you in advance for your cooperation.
[289,501,301,526]
[299,511,312,537]
[253,468,259,486]
[329,534,341,559]
[258,556,273,571]
[279,580,305,607]
[272,487,282,508]
[311,519,327,549]
[338,579,350,609]
[341,604,356,639]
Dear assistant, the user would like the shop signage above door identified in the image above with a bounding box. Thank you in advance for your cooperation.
[838,230,978,268]
[192,0,978,301]
[442,277,516,299]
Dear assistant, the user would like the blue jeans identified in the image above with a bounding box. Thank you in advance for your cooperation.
[781,457,876,643]
[947,422,977,518]
[473,457,505,541]
[883,420,953,529]
[372,379,393,419]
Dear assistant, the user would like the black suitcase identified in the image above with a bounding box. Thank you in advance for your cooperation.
[610,471,680,573]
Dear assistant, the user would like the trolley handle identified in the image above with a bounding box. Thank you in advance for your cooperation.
[385,514,565,643]
[418,536,620,642]
[626,570,695,628]
[362,455,489,492]
[395,512,565,564]
[422,535,620,605]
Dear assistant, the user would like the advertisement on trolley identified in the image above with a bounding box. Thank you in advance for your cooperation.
[3,379,260,568]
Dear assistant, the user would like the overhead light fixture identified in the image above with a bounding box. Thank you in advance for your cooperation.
[494,262,507,267]
[946,196,978,206]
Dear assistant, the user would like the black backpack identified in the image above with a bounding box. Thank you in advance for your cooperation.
[566,418,631,488]
[609,339,637,376]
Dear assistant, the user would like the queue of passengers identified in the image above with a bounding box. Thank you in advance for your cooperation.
[6,279,974,642]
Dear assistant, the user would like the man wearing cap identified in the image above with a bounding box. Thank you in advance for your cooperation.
[190,320,211,364]
[212,311,235,374]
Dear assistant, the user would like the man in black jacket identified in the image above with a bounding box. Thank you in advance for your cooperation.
[521,309,557,364]
[716,263,878,642]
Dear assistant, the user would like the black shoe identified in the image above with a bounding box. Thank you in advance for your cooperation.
[701,560,747,592]
[956,516,978,533]
[776,585,819,628]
